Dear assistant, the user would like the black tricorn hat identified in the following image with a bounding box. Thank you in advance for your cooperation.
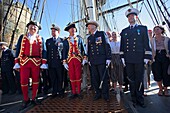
[64,22,77,32]
[26,20,41,30]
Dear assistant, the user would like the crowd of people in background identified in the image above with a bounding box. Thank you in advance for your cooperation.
[0,7,170,111]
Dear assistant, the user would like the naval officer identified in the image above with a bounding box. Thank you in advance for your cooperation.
[46,24,64,98]
[120,8,152,107]
[86,20,111,102]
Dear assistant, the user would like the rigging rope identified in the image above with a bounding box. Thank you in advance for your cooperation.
[144,2,156,25]
[53,0,60,23]
[44,12,50,36]
[29,0,37,21]
[33,0,41,21]
[46,1,52,24]
[146,0,159,25]
[106,1,114,31]
[152,0,160,24]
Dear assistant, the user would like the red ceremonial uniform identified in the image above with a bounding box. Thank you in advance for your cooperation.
[15,34,46,101]
[63,36,87,95]
[67,37,82,94]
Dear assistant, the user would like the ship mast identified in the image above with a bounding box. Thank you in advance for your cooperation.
[2,0,14,41]
[0,0,3,41]
[9,0,27,49]
[84,0,97,21]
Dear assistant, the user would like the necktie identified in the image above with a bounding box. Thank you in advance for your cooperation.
[53,38,56,42]
[130,26,133,29]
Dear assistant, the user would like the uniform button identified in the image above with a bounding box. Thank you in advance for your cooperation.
[133,49,135,51]
[97,49,99,51]
[91,44,93,46]
[134,38,136,40]
[97,52,99,54]
[51,57,53,58]
[96,46,98,48]
[92,50,94,52]
[134,42,136,44]
[127,42,129,44]
[127,39,129,41]
[127,49,129,51]
[92,53,94,55]
[133,46,135,48]
[127,46,129,48]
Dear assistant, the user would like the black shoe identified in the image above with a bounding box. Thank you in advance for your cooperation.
[137,102,146,108]
[51,93,57,99]
[124,85,128,92]
[59,94,64,98]
[132,102,137,108]
[19,99,30,111]
[104,98,110,102]
[93,95,101,101]
[31,99,41,105]
[9,91,16,95]
[2,92,8,95]
[68,94,76,99]
[77,94,83,99]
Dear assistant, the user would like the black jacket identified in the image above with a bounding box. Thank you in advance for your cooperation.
[120,25,152,63]
[87,31,111,65]
[46,37,63,68]
[1,49,15,72]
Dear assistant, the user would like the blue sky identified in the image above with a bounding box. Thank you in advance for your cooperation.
[37,0,170,40]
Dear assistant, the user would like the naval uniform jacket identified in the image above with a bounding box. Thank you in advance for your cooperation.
[87,31,111,65]
[46,37,63,68]
[1,49,14,72]
[120,25,152,63]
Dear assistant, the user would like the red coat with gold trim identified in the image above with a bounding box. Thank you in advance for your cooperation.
[15,34,47,66]
[63,35,87,63]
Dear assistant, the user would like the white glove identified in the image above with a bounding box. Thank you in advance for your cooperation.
[63,63,69,70]
[144,59,149,64]
[40,64,48,69]
[82,59,88,65]
[13,63,20,70]
[121,58,126,67]
[88,62,91,66]
[106,60,111,66]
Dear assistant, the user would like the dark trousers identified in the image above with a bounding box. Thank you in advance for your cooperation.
[38,70,51,93]
[1,70,16,94]
[123,66,129,86]
[126,63,144,103]
[14,70,22,94]
[89,65,94,89]
[49,67,63,95]
[152,50,170,86]
[91,63,109,99]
